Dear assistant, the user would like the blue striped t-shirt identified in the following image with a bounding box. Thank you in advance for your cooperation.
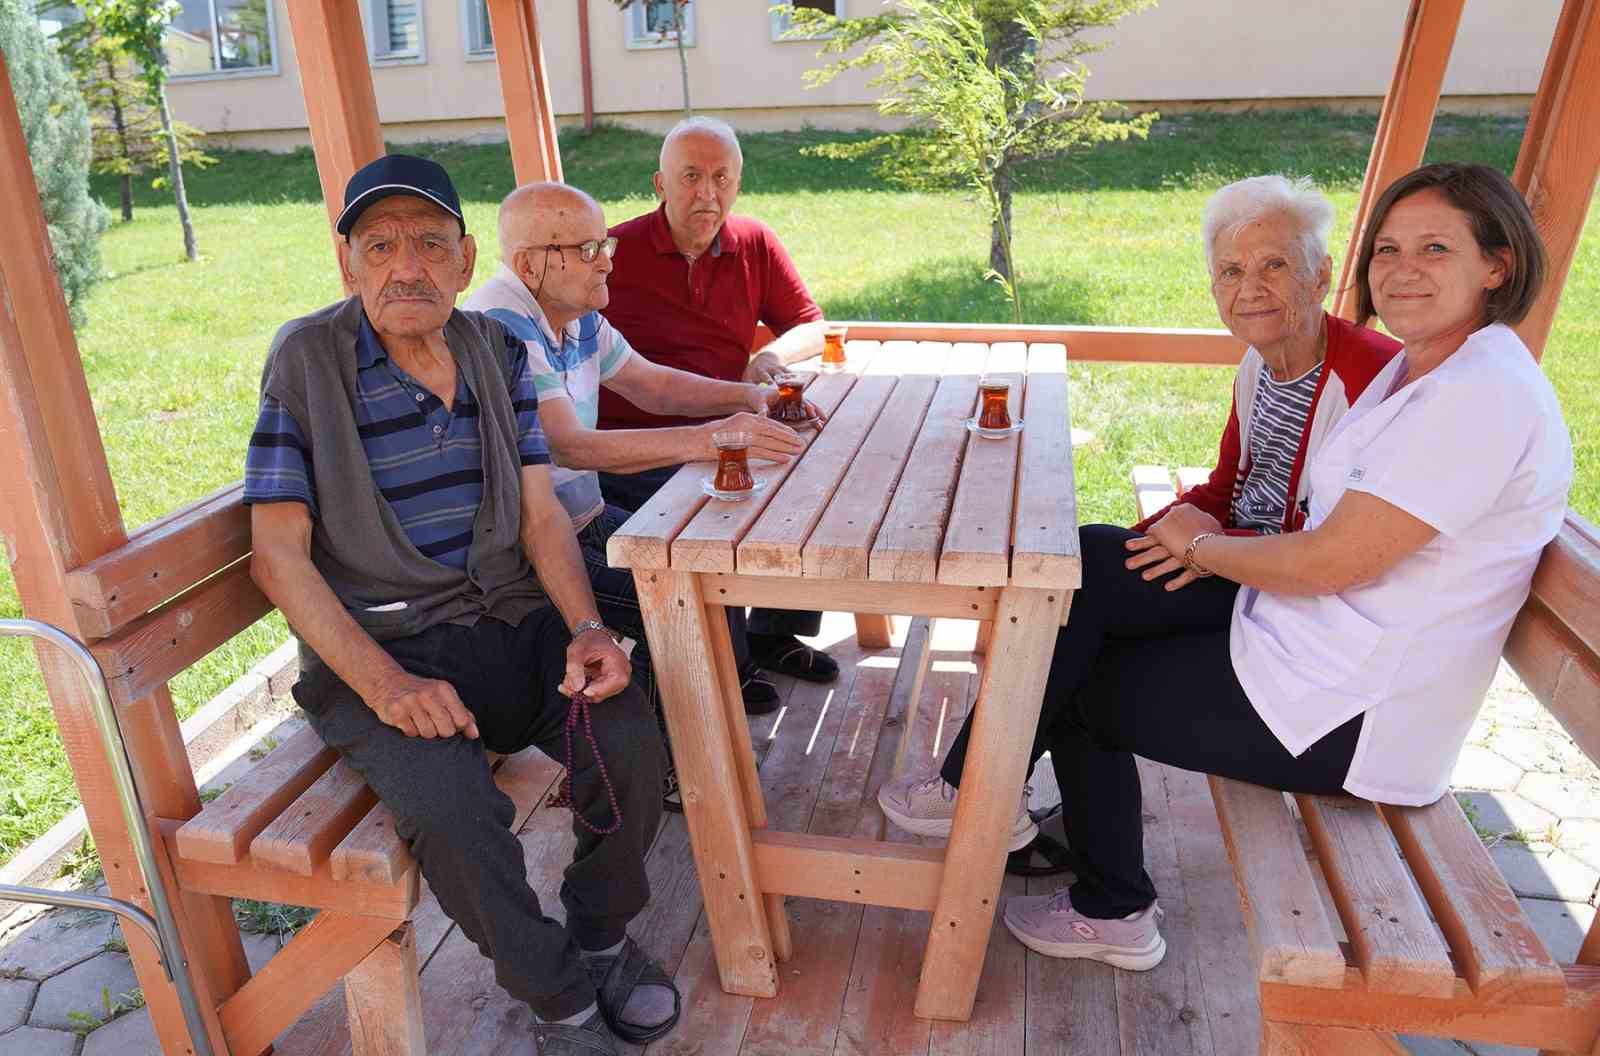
[243,311,550,571]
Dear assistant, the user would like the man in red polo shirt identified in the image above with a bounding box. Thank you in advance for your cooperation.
[599,116,838,689]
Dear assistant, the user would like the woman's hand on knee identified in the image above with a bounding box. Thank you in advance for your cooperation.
[1127,504,1219,592]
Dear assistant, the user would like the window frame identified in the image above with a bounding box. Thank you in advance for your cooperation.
[166,0,281,82]
[364,0,428,67]
[461,0,495,60]
[771,0,841,42]
[624,0,695,51]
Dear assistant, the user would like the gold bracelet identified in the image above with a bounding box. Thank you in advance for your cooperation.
[1183,531,1220,578]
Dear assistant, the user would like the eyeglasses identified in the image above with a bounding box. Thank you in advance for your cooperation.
[542,237,618,263]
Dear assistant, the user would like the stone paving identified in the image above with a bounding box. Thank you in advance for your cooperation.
[0,663,1594,1054]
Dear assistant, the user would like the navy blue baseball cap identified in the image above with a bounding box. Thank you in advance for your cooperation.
[336,154,466,237]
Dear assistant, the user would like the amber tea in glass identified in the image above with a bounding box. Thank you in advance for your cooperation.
[977,377,1013,430]
[771,372,809,423]
[821,324,848,370]
[713,431,755,492]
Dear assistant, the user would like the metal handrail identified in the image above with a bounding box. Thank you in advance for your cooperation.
[0,619,215,1056]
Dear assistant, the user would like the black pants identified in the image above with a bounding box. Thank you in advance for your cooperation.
[939,524,1361,919]
[599,465,823,641]
[293,606,663,1020]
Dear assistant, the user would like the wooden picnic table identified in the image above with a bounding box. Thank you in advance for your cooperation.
[606,338,1082,1021]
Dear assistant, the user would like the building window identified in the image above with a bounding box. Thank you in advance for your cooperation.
[366,0,424,63]
[772,0,840,41]
[167,0,275,77]
[625,0,694,50]
[464,0,493,55]
[34,1,82,38]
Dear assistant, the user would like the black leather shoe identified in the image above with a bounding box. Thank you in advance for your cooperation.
[740,665,780,715]
[747,634,840,683]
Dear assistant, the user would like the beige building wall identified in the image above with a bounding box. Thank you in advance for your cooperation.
[167,0,1563,151]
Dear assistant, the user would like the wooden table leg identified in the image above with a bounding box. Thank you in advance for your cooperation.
[635,570,778,998]
[914,586,1068,1020]
[853,613,894,649]
[706,600,792,962]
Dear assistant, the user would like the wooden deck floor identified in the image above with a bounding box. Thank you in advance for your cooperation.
[272,616,1263,1056]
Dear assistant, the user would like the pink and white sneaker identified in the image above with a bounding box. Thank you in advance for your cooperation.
[876,773,1038,852]
[1003,887,1166,970]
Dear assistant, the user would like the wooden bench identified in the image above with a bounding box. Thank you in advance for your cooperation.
[1134,465,1600,1054]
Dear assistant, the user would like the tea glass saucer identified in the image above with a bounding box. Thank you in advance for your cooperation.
[702,477,770,502]
[964,417,1025,440]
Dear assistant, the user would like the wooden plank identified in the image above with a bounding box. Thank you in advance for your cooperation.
[737,374,898,576]
[167,839,418,919]
[1331,0,1466,321]
[1512,0,1600,357]
[670,371,857,573]
[1176,465,1212,494]
[252,758,378,877]
[750,830,944,910]
[606,462,713,571]
[916,587,1063,1020]
[345,924,425,1056]
[281,0,385,261]
[802,375,941,581]
[1505,601,1600,764]
[1262,1021,1408,1054]
[1260,965,1600,1051]
[175,724,337,865]
[485,0,563,184]
[1026,865,1122,1056]
[862,339,950,377]
[820,322,1248,366]
[1166,766,1262,1055]
[634,569,777,997]
[1114,760,1216,1056]
[936,343,1027,587]
[703,574,998,621]
[92,557,273,708]
[1529,516,1600,662]
[1209,777,1347,989]
[1011,343,1081,590]
[1133,465,1179,522]
[926,874,1028,1056]
[1378,796,1567,1005]
[330,802,412,887]
[1296,794,1456,999]
[218,911,400,1056]
[870,365,982,583]
[65,483,248,639]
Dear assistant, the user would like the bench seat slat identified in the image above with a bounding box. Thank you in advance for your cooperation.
[174,725,336,865]
[252,757,377,877]
[1209,776,1347,989]
[1379,796,1566,1005]
[329,803,411,886]
[1174,465,1211,494]
[1131,466,1178,522]
[1298,793,1456,999]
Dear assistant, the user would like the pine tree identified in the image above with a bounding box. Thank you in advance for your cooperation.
[0,0,110,324]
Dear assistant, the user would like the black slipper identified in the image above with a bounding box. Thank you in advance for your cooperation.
[585,936,682,1044]
[533,1010,617,1054]
[748,634,840,683]
[1005,832,1076,878]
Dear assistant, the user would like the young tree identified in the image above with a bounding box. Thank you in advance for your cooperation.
[85,0,199,259]
[52,9,212,222]
[0,0,110,324]
[614,0,691,117]
[790,0,1157,323]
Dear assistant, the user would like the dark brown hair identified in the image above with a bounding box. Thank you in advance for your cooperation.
[1352,162,1546,328]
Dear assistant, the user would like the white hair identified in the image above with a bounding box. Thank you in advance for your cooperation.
[1201,174,1334,276]
[659,116,743,171]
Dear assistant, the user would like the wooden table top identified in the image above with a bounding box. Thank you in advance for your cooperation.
[606,339,1082,592]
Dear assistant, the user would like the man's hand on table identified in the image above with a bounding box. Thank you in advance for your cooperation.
[697,412,806,462]
[561,627,633,702]
[743,350,787,384]
[368,670,480,740]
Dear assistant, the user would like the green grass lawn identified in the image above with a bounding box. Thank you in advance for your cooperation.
[1,110,1594,865]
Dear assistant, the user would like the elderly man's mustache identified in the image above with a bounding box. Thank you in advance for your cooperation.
[381,281,441,301]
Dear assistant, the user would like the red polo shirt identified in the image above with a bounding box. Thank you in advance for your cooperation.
[598,203,823,430]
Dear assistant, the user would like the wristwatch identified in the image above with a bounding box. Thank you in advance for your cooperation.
[571,618,609,638]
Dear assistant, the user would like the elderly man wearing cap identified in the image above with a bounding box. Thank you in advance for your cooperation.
[597,116,840,689]
[245,155,679,1054]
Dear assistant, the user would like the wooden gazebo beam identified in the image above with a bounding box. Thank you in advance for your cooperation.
[487,0,564,184]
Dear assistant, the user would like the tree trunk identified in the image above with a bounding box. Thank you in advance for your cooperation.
[104,53,134,222]
[674,1,691,116]
[989,161,1013,280]
[156,84,197,260]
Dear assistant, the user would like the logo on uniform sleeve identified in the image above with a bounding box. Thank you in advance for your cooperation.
[1348,466,1366,482]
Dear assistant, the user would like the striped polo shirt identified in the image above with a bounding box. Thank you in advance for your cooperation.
[464,264,635,528]
[243,310,549,570]
[1232,360,1324,533]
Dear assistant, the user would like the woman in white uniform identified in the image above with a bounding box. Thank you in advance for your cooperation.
[1002,162,1573,972]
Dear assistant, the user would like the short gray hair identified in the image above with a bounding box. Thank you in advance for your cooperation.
[659,116,743,171]
[1201,175,1335,276]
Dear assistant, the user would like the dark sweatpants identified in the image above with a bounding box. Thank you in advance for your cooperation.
[938,523,1361,919]
[293,605,663,1021]
[599,465,822,641]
